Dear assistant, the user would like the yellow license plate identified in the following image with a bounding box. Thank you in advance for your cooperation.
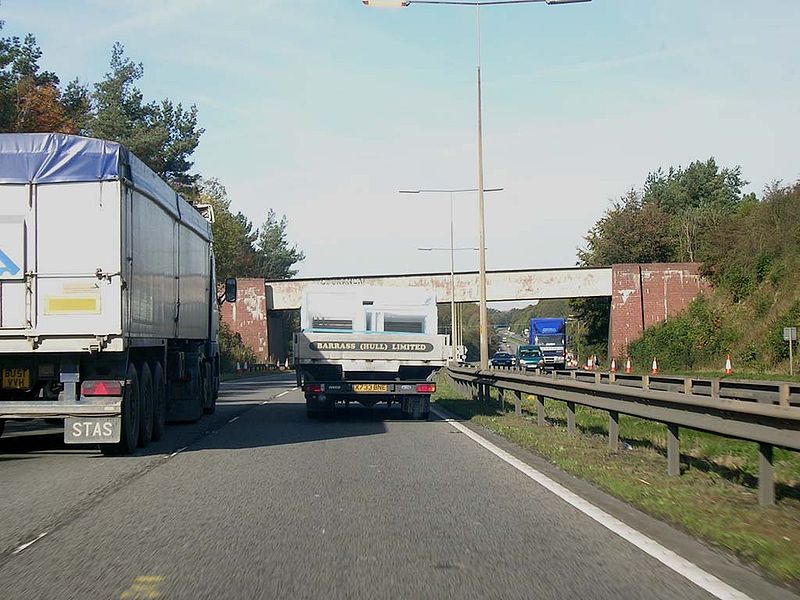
[2,368,30,389]
[353,384,388,393]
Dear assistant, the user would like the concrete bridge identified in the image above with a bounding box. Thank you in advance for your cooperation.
[221,263,709,363]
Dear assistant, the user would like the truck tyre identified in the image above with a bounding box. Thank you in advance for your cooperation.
[138,363,154,448]
[0,419,5,438]
[401,395,430,421]
[151,362,166,442]
[102,364,140,456]
[212,358,220,401]
[202,361,216,415]
[306,394,333,419]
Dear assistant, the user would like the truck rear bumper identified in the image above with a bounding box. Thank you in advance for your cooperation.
[0,399,121,420]
[303,381,435,397]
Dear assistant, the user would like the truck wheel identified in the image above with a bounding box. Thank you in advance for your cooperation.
[306,394,333,419]
[138,363,154,448]
[0,419,5,438]
[203,361,216,415]
[212,359,220,401]
[151,362,166,441]
[102,364,140,456]
[401,396,428,420]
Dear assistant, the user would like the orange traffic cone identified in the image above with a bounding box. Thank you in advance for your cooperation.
[625,357,632,374]
[724,355,733,375]
[610,358,617,373]
[651,357,658,375]
[587,355,594,371]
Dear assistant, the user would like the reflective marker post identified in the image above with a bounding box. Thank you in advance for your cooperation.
[785,327,797,376]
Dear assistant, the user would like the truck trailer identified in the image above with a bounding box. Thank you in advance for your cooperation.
[293,287,449,419]
[0,133,233,454]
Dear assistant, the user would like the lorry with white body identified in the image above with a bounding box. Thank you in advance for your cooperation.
[293,287,449,419]
[0,133,233,454]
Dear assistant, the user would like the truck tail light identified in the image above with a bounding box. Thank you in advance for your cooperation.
[81,380,123,397]
[416,383,436,393]
[303,383,323,394]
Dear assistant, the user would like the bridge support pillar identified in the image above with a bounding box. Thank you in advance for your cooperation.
[759,443,775,506]
[667,424,680,477]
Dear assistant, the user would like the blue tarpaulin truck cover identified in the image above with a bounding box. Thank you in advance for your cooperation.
[0,133,211,241]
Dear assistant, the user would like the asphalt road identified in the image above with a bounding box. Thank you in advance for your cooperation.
[0,374,795,599]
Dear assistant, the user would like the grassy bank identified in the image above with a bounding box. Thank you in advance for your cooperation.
[433,375,800,585]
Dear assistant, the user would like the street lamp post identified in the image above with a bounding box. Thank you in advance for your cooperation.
[401,187,502,361]
[365,0,591,369]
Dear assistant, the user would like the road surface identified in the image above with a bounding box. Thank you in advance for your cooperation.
[0,374,794,599]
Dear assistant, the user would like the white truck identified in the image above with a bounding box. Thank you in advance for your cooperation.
[293,287,449,419]
[0,133,235,454]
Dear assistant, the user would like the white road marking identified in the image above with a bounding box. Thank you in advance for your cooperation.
[276,390,291,398]
[12,531,48,555]
[168,446,188,459]
[228,416,239,423]
[433,408,752,600]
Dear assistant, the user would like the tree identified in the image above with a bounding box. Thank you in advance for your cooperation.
[255,209,305,280]
[0,26,84,133]
[643,158,752,262]
[88,43,203,184]
[191,178,259,279]
[578,189,675,267]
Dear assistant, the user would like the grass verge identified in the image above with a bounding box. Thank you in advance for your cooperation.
[433,375,800,585]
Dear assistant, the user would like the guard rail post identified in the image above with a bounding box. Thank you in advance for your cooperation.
[683,378,692,395]
[759,443,775,506]
[514,391,522,417]
[536,395,545,427]
[608,411,619,451]
[779,383,790,408]
[567,401,576,434]
[667,425,680,476]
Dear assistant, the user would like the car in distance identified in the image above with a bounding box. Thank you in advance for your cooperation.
[516,345,545,372]
[489,352,515,368]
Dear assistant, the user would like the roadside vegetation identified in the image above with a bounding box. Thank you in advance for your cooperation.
[570,155,800,376]
[434,375,800,585]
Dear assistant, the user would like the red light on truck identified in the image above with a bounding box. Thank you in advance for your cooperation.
[303,383,323,394]
[81,380,123,397]
[416,383,436,393]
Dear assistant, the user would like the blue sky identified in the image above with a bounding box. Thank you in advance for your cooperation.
[2,0,799,280]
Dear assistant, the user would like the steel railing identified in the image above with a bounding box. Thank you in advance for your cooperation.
[446,365,800,506]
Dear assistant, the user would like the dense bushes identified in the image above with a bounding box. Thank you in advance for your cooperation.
[629,296,738,370]
[702,183,800,303]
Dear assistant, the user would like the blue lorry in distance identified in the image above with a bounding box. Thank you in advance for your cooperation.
[529,317,567,370]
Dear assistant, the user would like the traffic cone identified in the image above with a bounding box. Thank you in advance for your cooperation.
[285,357,290,369]
[610,358,617,373]
[625,357,632,374]
[235,362,241,373]
[586,355,594,371]
[651,357,658,375]
[724,355,733,375]
[243,362,248,372]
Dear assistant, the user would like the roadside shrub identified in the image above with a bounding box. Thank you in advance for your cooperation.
[219,320,257,372]
[766,301,800,361]
[629,296,738,371]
